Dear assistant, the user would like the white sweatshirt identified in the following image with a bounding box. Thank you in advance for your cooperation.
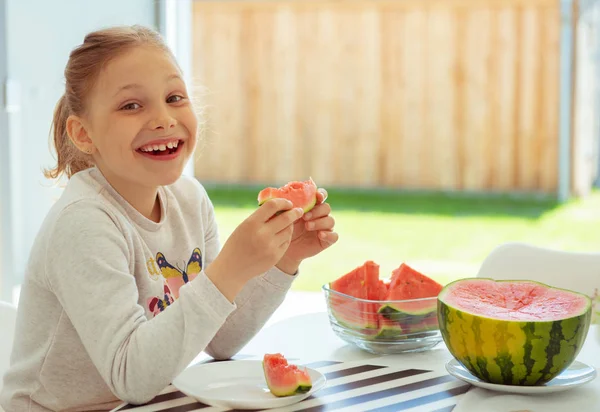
[0,167,295,411]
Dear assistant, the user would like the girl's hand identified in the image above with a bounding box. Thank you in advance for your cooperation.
[276,189,338,274]
[205,199,303,301]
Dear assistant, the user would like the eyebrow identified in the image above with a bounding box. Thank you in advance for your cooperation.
[113,73,183,97]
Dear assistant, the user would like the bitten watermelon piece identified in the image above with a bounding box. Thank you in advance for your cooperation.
[263,353,312,397]
[329,261,381,329]
[257,178,318,213]
[378,263,443,319]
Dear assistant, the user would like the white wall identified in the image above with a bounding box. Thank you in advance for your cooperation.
[3,0,156,301]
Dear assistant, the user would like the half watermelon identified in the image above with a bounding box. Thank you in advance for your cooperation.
[438,278,592,385]
[263,353,312,397]
[257,178,318,213]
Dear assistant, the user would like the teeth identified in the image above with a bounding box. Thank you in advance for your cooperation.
[139,140,180,152]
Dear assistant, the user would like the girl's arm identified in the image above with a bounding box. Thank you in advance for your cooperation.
[46,201,238,405]
[202,196,296,360]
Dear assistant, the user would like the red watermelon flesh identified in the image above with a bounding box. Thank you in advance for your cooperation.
[263,353,312,397]
[329,261,381,329]
[257,178,318,213]
[377,280,389,300]
[379,263,443,317]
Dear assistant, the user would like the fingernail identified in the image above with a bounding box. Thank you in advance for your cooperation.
[319,231,326,239]
[304,212,312,220]
[307,222,315,230]
[295,207,304,214]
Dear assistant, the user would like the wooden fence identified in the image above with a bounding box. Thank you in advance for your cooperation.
[190,0,584,194]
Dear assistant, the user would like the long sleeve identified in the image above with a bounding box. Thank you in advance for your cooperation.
[45,201,237,405]
[201,192,296,360]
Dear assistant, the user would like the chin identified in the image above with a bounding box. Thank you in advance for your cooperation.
[154,169,185,187]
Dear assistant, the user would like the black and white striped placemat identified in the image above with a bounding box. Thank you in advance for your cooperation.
[113,358,470,412]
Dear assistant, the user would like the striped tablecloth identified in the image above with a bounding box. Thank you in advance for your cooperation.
[111,357,470,412]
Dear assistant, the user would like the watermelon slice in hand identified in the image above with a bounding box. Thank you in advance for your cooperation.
[263,353,312,397]
[257,178,318,213]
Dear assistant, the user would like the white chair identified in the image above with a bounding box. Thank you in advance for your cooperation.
[0,300,17,393]
[477,242,600,323]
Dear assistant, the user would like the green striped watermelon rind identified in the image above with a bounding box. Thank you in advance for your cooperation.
[438,278,592,386]
[377,300,437,320]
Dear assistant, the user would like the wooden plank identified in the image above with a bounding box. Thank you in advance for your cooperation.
[349,8,381,187]
[517,7,541,190]
[379,10,405,187]
[427,8,457,189]
[462,8,492,190]
[399,9,427,188]
[490,7,518,190]
[540,5,560,192]
[271,6,298,183]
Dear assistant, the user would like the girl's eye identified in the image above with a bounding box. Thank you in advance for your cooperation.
[120,102,140,111]
[167,95,185,104]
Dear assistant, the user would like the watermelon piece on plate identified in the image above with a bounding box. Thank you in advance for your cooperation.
[263,353,312,397]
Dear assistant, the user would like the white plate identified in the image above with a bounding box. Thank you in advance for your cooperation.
[446,358,597,394]
[172,360,327,410]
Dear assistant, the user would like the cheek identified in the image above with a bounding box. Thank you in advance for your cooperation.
[181,108,199,136]
[93,119,138,154]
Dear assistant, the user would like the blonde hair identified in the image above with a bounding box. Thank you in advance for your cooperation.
[44,25,178,180]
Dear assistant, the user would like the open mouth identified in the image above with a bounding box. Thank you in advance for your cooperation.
[136,139,184,157]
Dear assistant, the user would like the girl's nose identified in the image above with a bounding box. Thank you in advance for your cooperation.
[148,108,177,131]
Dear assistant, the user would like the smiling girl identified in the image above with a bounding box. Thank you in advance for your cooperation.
[0,25,338,412]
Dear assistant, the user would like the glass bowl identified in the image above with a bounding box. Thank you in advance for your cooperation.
[322,284,443,354]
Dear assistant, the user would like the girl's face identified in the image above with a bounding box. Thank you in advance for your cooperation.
[83,45,198,191]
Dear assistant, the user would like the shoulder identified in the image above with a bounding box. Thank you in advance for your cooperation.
[49,198,126,240]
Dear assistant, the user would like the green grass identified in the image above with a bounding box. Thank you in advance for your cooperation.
[204,184,600,291]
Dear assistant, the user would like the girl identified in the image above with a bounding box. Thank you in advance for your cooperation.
[0,25,337,412]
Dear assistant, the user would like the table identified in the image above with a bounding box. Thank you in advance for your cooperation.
[113,313,600,412]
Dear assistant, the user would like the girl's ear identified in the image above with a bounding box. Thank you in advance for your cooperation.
[66,115,95,154]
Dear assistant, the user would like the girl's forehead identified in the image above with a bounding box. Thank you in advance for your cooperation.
[96,46,180,94]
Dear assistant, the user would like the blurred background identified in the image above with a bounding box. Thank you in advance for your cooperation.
[1,0,600,304]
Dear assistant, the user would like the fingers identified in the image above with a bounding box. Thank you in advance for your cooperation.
[305,215,335,232]
[318,230,339,246]
[269,207,304,233]
[303,202,331,221]
[275,223,294,247]
[316,188,328,204]
[256,198,294,222]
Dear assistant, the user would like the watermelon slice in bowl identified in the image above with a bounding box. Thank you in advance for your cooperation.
[323,261,444,354]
